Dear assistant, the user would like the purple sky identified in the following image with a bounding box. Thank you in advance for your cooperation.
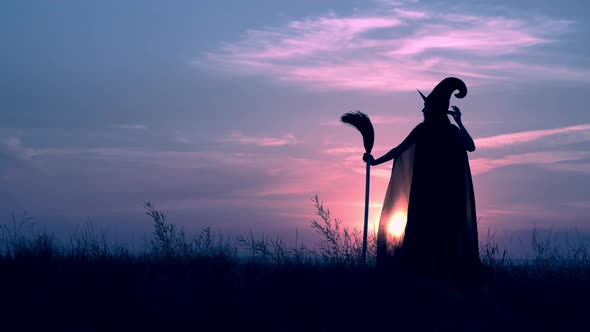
[2,0,590,252]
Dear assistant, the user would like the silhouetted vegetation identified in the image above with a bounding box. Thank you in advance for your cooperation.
[0,197,588,331]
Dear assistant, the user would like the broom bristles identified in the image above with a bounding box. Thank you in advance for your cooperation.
[340,111,374,153]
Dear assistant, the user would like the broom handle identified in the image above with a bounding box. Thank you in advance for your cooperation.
[362,158,370,264]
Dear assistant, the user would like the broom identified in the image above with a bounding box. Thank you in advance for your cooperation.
[340,111,374,264]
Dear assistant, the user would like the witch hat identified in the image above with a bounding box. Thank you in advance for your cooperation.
[417,77,467,110]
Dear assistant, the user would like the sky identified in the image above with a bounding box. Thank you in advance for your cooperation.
[2,0,590,252]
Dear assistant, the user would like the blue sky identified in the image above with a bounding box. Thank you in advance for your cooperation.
[2,0,590,250]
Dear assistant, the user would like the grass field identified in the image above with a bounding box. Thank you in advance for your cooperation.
[1,197,588,331]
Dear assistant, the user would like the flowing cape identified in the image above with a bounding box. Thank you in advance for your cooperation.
[376,123,480,274]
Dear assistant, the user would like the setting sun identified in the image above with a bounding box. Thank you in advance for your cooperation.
[387,210,407,238]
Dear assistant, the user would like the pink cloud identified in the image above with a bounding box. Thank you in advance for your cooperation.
[352,166,392,180]
[475,124,590,149]
[196,2,583,92]
[322,146,366,155]
[391,8,430,20]
[224,131,297,147]
[219,16,402,61]
[470,151,590,175]
[388,20,545,56]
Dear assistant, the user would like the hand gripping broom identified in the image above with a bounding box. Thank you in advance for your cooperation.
[340,111,374,264]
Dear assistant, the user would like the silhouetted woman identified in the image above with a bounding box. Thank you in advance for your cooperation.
[364,77,481,278]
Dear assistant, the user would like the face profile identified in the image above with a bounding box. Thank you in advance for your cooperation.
[421,103,450,122]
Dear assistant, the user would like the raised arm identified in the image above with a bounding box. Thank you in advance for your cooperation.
[448,105,475,152]
[363,124,421,166]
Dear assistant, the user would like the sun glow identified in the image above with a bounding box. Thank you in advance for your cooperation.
[387,210,407,238]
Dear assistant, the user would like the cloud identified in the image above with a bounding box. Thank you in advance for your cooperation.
[1,140,357,225]
[561,201,590,209]
[196,2,585,92]
[352,166,392,180]
[1,137,33,160]
[470,150,590,175]
[322,146,366,155]
[391,8,431,20]
[224,131,297,147]
[174,131,192,144]
[469,123,590,176]
[218,16,403,60]
[543,162,590,174]
[475,124,590,149]
[386,18,546,57]
[111,124,148,130]
[0,137,35,179]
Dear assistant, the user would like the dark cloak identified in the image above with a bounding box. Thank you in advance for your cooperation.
[376,121,480,275]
